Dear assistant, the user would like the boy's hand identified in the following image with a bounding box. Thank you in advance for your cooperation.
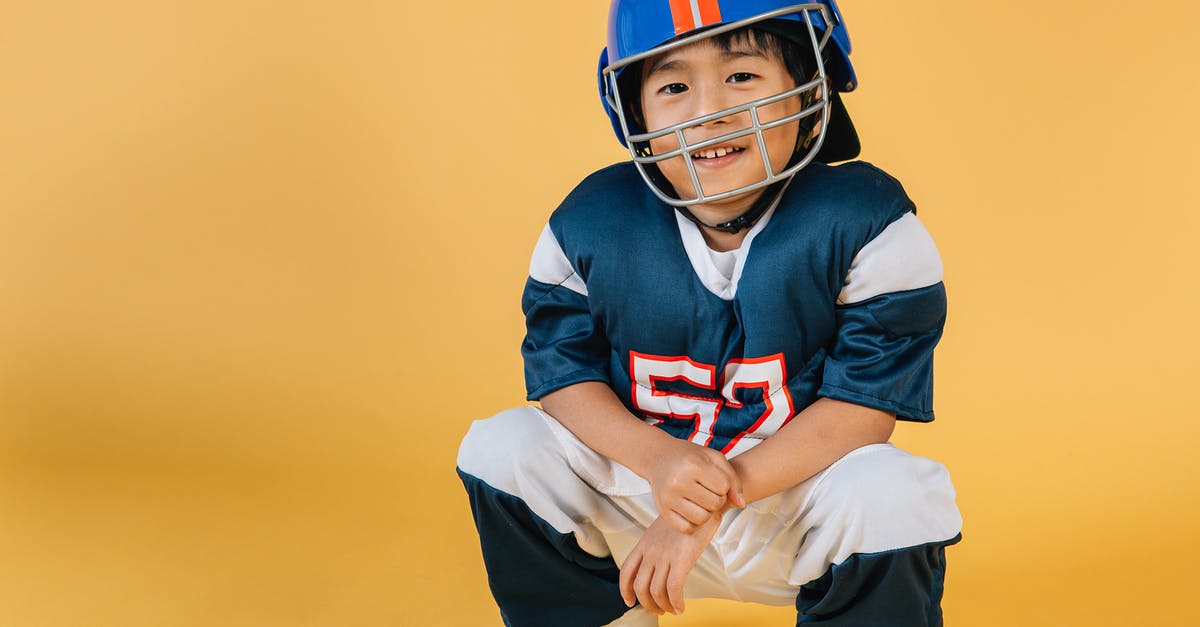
[646,438,745,534]
[619,513,719,616]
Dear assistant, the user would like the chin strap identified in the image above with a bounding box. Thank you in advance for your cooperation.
[676,194,774,233]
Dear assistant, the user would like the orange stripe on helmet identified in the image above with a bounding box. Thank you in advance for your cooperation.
[697,0,722,26]
[668,0,697,34]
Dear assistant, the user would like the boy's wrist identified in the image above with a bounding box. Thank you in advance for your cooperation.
[627,423,681,478]
[727,456,755,505]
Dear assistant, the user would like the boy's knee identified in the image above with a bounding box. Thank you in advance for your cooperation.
[457,406,569,490]
[809,444,961,552]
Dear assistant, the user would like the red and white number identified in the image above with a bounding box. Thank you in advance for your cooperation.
[629,352,721,447]
[630,351,795,455]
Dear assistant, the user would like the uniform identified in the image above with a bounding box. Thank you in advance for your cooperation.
[458,1,962,625]
[457,161,963,626]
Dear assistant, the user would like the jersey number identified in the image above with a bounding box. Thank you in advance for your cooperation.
[629,352,795,456]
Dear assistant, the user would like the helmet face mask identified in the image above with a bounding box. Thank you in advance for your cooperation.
[599,1,856,209]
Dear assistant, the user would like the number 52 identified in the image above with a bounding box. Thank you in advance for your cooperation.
[629,352,795,456]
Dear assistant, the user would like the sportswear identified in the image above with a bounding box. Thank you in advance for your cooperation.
[458,159,961,627]
[460,6,962,626]
[522,160,946,456]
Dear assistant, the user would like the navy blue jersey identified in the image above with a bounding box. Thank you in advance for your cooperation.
[522,161,946,456]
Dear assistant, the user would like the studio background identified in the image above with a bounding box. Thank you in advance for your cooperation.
[1,1,1197,625]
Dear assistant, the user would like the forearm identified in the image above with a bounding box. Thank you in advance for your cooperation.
[729,397,896,504]
[539,380,676,479]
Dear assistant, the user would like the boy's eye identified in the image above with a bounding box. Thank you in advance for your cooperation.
[728,72,757,83]
[659,83,688,95]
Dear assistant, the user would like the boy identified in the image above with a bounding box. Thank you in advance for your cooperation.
[457,1,963,625]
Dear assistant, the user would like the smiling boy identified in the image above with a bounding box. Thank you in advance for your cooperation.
[457,2,962,626]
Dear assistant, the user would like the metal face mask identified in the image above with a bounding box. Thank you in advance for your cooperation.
[599,1,855,208]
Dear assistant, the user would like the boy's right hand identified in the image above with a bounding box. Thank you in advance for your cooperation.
[646,438,745,534]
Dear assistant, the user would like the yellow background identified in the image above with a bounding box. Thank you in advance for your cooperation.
[1,1,1197,625]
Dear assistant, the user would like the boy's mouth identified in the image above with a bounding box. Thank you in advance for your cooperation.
[690,145,746,160]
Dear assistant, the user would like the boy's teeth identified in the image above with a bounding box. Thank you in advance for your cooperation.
[693,147,738,159]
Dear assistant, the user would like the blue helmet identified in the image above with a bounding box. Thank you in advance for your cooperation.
[597,1,861,208]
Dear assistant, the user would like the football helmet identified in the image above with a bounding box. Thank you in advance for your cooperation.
[598,0,860,208]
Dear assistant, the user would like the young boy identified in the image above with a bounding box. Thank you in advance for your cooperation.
[458,2,962,625]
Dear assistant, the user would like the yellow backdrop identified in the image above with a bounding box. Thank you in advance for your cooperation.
[1,1,1197,625]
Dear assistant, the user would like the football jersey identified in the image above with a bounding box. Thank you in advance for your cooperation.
[522,161,946,456]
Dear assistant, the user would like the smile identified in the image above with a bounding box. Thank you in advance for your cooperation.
[690,145,746,160]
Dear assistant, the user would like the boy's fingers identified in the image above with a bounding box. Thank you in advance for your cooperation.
[686,486,724,512]
[701,453,740,494]
[667,565,687,614]
[666,511,694,534]
[693,466,745,510]
[727,472,746,508]
[634,564,659,614]
[619,551,642,607]
[650,563,673,615]
[675,500,710,526]
[696,469,731,496]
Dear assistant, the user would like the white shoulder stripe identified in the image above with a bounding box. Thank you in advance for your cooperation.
[529,224,588,296]
[837,212,943,305]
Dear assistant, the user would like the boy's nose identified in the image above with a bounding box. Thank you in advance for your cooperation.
[690,85,744,129]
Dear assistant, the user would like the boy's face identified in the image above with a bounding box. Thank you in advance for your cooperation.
[638,35,802,215]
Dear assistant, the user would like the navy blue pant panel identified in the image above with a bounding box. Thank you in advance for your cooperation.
[459,468,630,627]
[795,534,962,626]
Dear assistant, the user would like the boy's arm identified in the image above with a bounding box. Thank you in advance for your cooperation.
[540,381,745,532]
[728,397,894,505]
[539,381,673,479]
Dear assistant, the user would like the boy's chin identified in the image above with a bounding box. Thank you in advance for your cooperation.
[673,173,773,205]
[682,186,766,219]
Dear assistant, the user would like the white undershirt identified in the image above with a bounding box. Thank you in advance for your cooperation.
[706,247,740,281]
[675,205,776,301]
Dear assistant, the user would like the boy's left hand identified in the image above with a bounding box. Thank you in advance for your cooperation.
[618,513,720,616]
